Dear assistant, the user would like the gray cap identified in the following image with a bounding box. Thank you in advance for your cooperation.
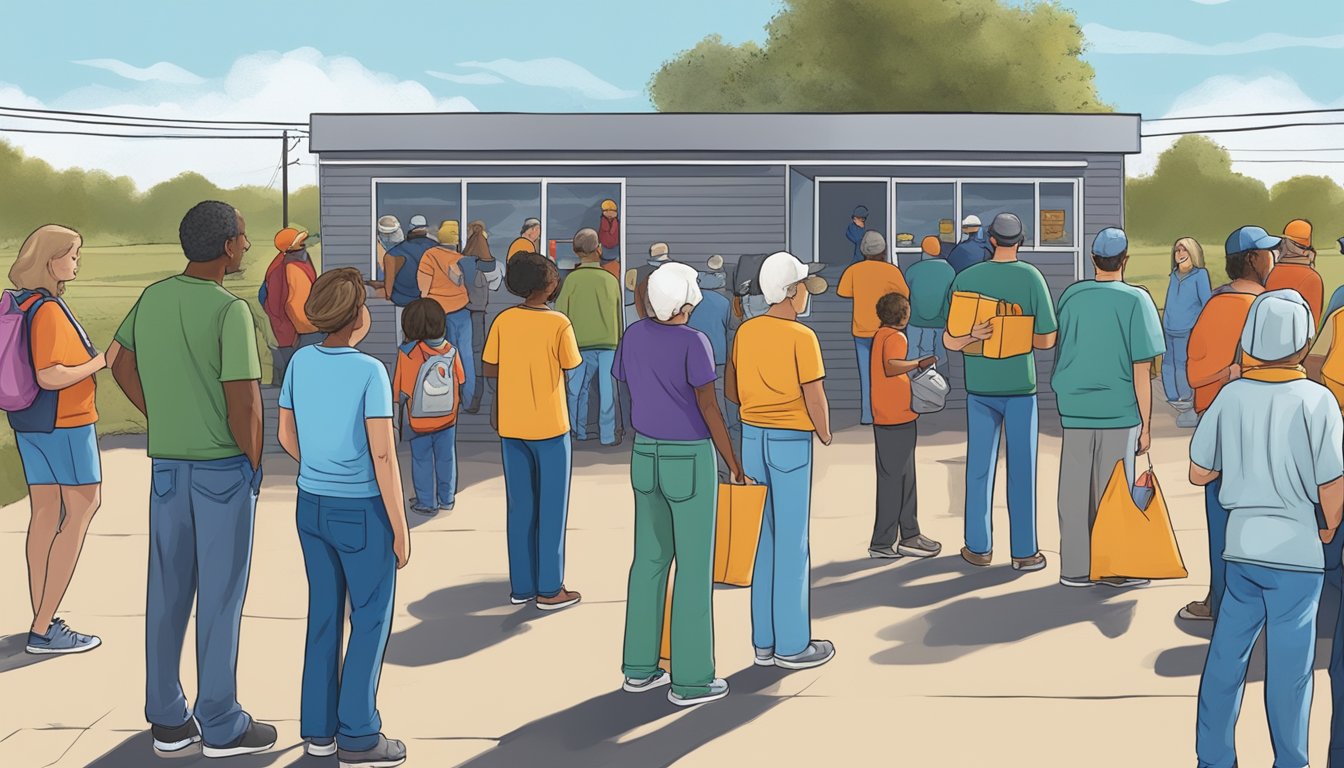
[1241,289,1314,362]
[408,214,428,230]
[988,213,1024,246]
[572,228,600,253]
[860,230,887,257]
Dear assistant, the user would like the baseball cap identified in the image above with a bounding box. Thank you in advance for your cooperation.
[1091,227,1128,258]
[988,213,1024,247]
[650,242,670,261]
[1241,289,1314,362]
[377,215,401,235]
[853,205,869,219]
[706,254,724,271]
[1225,225,1281,255]
[601,199,617,212]
[757,251,826,305]
[647,262,703,322]
[921,236,941,256]
[274,227,308,253]
[1282,219,1312,248]
[962,215,982,228]
[859,230,886,257]
[408,214,428,230]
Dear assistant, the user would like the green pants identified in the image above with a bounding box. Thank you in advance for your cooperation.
[622,434,718,697]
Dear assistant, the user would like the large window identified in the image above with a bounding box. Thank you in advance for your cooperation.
[816,180,887,269]
[961,183,1036,247]
[894,182,956,250]
[464,182,542,260]
[545,182,621,272]
[372,182,462,275]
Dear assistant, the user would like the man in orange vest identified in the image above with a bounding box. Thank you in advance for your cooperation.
[263,227,319,384]
[1266,218,1323,327]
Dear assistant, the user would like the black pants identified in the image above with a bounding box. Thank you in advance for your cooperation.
[872,422,919,548]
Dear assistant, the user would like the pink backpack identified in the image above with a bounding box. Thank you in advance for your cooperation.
[0,290,41,412]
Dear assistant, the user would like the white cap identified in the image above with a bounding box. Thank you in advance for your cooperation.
[650,242,670,261]
[1241,289,1315,362]
[377,215,401,235]
[409,214,428,229]
[962,215,982,228]
[707,254,724,271]
[647,262,703,322]
[757,251,826,305]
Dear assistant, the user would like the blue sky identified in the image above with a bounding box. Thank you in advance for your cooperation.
[0,0,1340,187]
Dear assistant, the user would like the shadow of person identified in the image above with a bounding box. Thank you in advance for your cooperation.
[0,634,53,675]
[384,580,547,667]
[82,731,306,768]
[809,551,1021,620]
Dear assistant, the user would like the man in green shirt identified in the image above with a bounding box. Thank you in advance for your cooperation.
[108,201,275,759]
[1051,227,1164,588]
[556,227,623,445]
[943,213,1058,572]
[905,235,955,368]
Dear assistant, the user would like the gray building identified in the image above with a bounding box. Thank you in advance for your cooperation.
[306,112,1141,444]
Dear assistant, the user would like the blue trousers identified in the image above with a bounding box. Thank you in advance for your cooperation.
[145,455,261,747]
[854,336,873,425]
[409,425,457,510]
[1197,562,1321,768]
[1324,531,1344,766]
[297,491,396,753]
[566,348,617,444]
[742,425,814,657]
[964,394,1039,559]
[501,434,572,600]
[906,324,948,369]
[1163,329,1193,403]
[445,308,475,407]
[1206,480,1227,620]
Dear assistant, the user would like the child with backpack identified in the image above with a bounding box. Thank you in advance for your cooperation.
[394,298,465,516]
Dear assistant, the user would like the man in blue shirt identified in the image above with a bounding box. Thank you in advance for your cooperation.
[846,206,868,264]
[688,255,737,446]
[946,215,993,274]
[384,214,439,343]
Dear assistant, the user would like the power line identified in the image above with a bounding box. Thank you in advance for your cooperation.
[0,104,306,127]
[1143,107,1344,124]
[0,110,308,134]
[1232,158,1344,165]
[0,126,298,140]
[1226,146,1344,153]
[1142,121,1344,138]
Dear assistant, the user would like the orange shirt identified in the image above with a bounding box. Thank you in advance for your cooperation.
[870,327,916,426]
[1265,263,1323,328]
[285,262,317,334]
[601,260,621,282]
[29,300,98,428]
[837,260,910,338]
[1187,292,1256,414]
[394,340,465,434]
[417,247,470,314]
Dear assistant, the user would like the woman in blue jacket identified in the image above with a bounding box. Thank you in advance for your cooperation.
[1162,237,1211,421]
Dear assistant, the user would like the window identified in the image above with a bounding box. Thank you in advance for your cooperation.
[545,182,621,272]
[1038,182,1076,248]
[372,182,462,275]
[894,183,955,250]
[789,168,814,264]
[464,182,542,260]
[816,180,887,269]
[961,183,1036,247]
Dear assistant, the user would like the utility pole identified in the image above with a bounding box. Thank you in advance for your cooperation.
[281,129,289,227]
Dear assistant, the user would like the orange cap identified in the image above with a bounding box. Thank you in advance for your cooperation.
[274,227,308,253]
[1282,219,1312,248]
[921,235,941,256]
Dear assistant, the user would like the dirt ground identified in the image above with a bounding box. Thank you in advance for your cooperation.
[1,385,1337,767]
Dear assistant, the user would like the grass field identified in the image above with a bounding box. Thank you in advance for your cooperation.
[1127,242,1344,310]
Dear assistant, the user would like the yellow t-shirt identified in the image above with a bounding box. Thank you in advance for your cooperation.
[836,260,910,338]
[1312,306,1344,410]
[508,237,536,260]
[482,306,583,440]
[732,316,826,431]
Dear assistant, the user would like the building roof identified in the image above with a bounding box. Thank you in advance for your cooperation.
[309,112,1142,156]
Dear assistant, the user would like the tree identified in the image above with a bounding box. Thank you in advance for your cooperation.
[649,0,1107,113]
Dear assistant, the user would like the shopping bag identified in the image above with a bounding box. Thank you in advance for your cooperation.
[1090,458,1188,581]
[714,482,768,587]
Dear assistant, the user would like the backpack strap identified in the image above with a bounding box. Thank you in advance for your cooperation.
[398,341,417,357]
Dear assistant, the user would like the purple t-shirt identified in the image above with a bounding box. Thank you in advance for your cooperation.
[612,319,717,441]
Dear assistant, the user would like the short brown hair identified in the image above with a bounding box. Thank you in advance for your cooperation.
[305,268,366,334]
[401,298,446,342]
[876,292,910,327]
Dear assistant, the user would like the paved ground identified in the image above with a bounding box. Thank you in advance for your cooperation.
[1,386,1338,767]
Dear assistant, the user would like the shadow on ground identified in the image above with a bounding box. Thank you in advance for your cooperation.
[0,634,53,674]
[384,580,548,667]
[83,732,309,768]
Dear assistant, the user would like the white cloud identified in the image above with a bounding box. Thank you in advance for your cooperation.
[1085,23,1344,55]
[426,70,505,86]
[0,48,477,191]
[457,58,640,100]
[74,58,204,85]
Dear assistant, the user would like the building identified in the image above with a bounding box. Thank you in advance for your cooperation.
[307,112,1142,443]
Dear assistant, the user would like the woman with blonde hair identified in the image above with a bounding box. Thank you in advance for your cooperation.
[1162,237,1211,425]
[8,225,106,654]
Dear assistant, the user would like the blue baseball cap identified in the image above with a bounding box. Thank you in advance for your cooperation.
[853,205,869,219]
[1091,227,1128,258]
[1225,225,1281,255]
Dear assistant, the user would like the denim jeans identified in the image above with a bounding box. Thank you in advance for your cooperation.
[296,491,396,753]
[1324,524,1344,766]
[742,425,814,657]
[409,425,457,510]
[1162,329,1193,403]
[1197,561,1321,768]
[145,455,262,747]
[501,434,572,600]
[854,336,874,425]
[567,348,618,444]
[964,394,1039,559]
[1206,479,1227,620]
[445,308,475,407]
[468,311,488,410]
[906,325,948,369]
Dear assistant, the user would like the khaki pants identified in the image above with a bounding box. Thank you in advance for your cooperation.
[1057,426,1139,581]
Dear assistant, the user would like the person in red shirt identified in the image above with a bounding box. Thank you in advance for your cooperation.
[263,227,319,384]
[598,199,620,274]
[393,299,465,516]
[1265,218,1323,326]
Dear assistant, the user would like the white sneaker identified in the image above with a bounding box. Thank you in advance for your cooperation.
[622,669,672,693]
[308,739,338,757]
[668,678,729,707]
[1059,577,1094,588]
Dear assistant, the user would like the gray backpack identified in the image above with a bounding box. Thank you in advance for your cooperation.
[910,366,949,414]
[407,344,459,419]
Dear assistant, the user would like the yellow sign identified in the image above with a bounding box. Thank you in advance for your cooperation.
[938,219,954,237]
[1041,209,1066,242]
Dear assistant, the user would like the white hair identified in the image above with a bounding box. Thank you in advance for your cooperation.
[647,262,703,322]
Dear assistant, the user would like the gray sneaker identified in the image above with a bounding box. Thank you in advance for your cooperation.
[867,546,901,559]
[898,534,942,558]
[1097,576,1150,589]
[26,621,101,655]
[338,734,407,768]
[151,718,201,757]
[202,720,277,758]
[774,640,836,670]
[668,678,729,707]
[1176,409,1200,428]
[753,647,775,667]
[623,669,671,693]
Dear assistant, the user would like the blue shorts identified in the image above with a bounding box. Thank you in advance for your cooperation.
[16,425,101,486]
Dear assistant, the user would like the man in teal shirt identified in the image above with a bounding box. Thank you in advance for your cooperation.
[943,214,1057,572]
[905,235,955,368]
[1050,227,1164,588]
[555,228,623,445]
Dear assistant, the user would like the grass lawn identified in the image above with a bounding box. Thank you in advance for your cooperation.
[1126,242,1344,311]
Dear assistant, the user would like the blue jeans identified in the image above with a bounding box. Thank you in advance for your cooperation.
[964,394,1039,559]
[854,336,873,425]
[906,325,948,369]
[1163,329,1192,403]
[445,308,475,407]
[1206,479,1227,620]
[145,455,261,747]
[296,491,396,753]
[742,425,814,657]
[410,425,457,510]
[567,348,617,444]
[1197,562,1321,768]
[501,434,573,600]
[1324,524,1344,766]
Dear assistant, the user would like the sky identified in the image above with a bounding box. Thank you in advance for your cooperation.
[0,0,1340,190]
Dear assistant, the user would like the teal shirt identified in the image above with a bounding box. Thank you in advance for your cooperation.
[1051,281,1164,429]
[905,258,956,328]
[950,260,1058,396]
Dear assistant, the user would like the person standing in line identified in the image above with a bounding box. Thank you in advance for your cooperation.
[1265,218,1323,327]
[598,199,621,269]
[555,228,622,446]
[394,298,466,516]
[461,220,502,414]
[904,235,954,369]
[277,268,410,767]
[1161,237,1211,428]
[946,215,993,274]
[416,220,476,409]
[688,255,736,449]
[845,206,868,264]
[631,242,672,320]
[261,227,320,385]
[507,218,542,261]
[837,231,909,426]
[943,213,1057,572]
[371,214,403,295]
[1051,227,1163,589]
[108,201,275,758]
[726,251,836,671]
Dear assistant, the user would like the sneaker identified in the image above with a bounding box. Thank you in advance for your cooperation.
[26,621,101,655]
[536,588,582,611]
[202,720,277,759]
[1176,409,1200,428]
[509,595,534,606]
[668,678,729,707]
[1059,576,1094,588]
[308,738,338,757]
[1169,399,1194,413]
[438,503,455,514]
[622,669,671,693]
[773,640,836,670]
[1179,599,1213,621]
[753,647,775,667]
[960,547,992,567]
[898,534,942,558]
[1012,553,1047,572]
[867,546,901,559]
[1097,576,1150,589]
[338,734,407,768]
[410,505,437,516]
[152,719,202,757]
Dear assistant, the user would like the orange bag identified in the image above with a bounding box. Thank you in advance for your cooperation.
[1090,458,1188,581]
[714,483,767,587]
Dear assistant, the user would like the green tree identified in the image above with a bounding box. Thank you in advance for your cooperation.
[1265,176,1344,243]
[650,0,1107,112]
[1125,136,1272,246]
